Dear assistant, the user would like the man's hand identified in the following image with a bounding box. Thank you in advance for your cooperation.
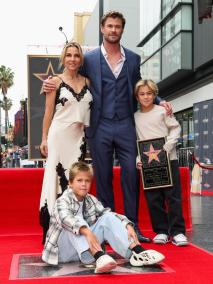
[42,76,56,93]
[126,224,140,245]
[159,100,173,116]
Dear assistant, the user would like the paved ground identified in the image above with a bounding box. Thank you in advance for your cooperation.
[190,195,213,252]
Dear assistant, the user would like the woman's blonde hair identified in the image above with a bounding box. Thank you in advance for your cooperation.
[69,161,93,182]
[134,79,159,98]
[59,41,84,68]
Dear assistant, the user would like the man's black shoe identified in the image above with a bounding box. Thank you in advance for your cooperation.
[134,226,151,243]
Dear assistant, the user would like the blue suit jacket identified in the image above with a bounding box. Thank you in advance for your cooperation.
[81,47,141,138]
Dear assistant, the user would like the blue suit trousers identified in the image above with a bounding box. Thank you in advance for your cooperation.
[88,117,140,224]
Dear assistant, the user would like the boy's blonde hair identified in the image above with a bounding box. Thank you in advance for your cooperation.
[59,41,84,68]
[69,161,93,182]
[134,79,159,98]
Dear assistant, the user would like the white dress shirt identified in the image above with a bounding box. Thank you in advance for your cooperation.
[101,43,126,79]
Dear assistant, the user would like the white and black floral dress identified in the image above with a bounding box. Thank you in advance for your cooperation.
[39,78,92,236]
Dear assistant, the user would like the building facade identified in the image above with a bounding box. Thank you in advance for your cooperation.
[139,0,213,148]
[73,12,91,45]
[83,0,140,54]
[13,99,27,147]
[138,0,213,190]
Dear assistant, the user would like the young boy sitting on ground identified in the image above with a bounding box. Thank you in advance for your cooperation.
[42,161,165,273]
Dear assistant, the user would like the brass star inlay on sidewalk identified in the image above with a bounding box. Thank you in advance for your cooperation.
[13,254,164,279]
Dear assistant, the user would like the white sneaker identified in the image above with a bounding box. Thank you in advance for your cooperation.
[95,254,117,273]
[172,234,189,246]
[153,234,169,244]
[130,250,165,266]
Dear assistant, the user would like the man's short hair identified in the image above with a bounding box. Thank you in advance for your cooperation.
[101,10,126,28]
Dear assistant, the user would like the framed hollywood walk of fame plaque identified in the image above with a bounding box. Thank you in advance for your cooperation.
[137,137,173,190]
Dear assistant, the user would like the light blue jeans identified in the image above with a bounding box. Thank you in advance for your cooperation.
[58,212,132,264]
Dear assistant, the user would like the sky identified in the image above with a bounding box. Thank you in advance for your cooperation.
[0,0,98,125]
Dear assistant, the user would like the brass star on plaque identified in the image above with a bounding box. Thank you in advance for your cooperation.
[143,144,162,164]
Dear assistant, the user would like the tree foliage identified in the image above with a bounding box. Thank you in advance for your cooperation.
[0,65,15,134]
[0,65,14,96]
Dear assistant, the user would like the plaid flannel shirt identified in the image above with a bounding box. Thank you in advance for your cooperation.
[42,188,132,265]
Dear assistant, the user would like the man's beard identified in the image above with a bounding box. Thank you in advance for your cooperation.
[104,34,122,44]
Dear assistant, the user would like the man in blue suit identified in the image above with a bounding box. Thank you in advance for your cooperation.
[43,11,171,242]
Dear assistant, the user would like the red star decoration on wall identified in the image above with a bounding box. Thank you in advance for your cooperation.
[33,62,60,93]
[143,144,162,164]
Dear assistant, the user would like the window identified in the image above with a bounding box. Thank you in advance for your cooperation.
[140,0,161,39]
[139,1,192,81]
[162,9,181,44]
[162,0,192,18]
[140,31,161,63]
[162,0,179,18]
[141,51,161,82]
[162,34,181,79]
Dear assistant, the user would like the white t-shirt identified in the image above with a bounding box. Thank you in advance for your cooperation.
[134,105,181,160]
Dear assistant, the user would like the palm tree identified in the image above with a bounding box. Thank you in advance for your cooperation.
[2,97,13,114]
[0,65,14,134]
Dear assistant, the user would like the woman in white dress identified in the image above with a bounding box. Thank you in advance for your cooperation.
[39,42,93,242]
